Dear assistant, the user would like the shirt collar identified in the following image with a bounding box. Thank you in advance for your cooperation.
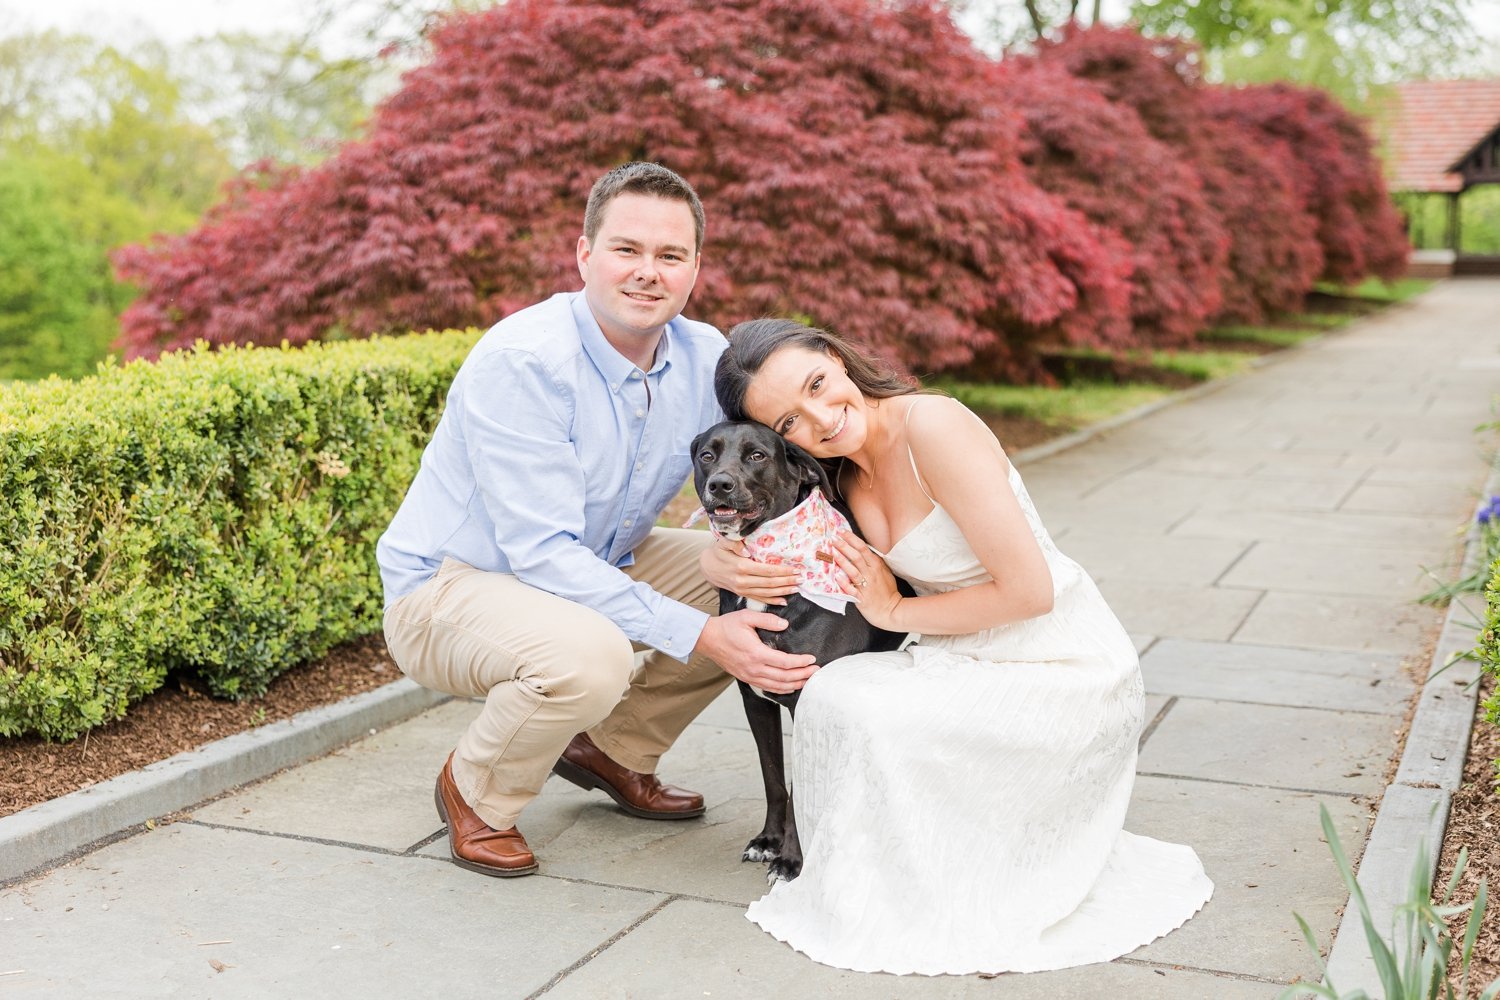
[570,292,674,394]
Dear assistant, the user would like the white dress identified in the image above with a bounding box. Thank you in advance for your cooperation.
[744,458,1213,976]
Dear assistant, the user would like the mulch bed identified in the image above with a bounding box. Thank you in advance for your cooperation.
[0,635,399,818]
[1437,671,1500,989]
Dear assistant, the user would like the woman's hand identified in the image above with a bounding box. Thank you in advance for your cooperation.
[832,530,903,631]
[700,538,800,604]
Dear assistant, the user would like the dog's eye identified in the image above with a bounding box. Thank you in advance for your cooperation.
[748,451,766,462]
[698,450,715,463]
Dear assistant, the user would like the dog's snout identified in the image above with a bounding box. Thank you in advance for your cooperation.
[706,473,736,497]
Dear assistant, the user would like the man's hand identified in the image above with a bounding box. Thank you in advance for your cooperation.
[700,539,800,605]
[694,611,817,694]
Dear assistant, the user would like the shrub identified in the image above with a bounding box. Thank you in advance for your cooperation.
[116,0,1132,381]
[1205,82,1409,286]
[998,55,1228,346]
[0,330,475,740]
[1036,25,1326,326]
[1195,104,1325,324]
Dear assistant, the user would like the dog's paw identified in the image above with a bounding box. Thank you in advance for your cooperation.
[767,857,802,883]
[742,836,780,864]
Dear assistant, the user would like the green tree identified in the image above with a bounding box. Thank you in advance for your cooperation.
[0,30,235,378]
[178,30,379,167]
[0,155,118,380]
[1129,0,1479,104]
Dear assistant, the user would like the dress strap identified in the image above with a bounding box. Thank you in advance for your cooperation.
[903,398,937,505]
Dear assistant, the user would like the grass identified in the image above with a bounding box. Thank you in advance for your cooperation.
[1317,277,1435,304]
[1203,324,1328,345]
[933,379,1172,431]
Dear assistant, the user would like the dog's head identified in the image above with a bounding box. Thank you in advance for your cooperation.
[690,421,831,541]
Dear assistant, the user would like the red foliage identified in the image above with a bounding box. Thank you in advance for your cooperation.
[115,0,1132,379]
[1035,26,1342,320]
[1195,109,1323,323]
[1205,83,1408,286]
[998,56,1227,345]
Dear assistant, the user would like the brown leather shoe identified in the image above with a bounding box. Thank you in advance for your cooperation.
[551,732,705,819]
[433,753,538,877]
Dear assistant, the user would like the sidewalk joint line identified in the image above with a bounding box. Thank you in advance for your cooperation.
[1142,692,1398,717]
[1224,587,1267,643]
[1331,465,1374,511]
[1137,696,1177,750]
[1135,772,1372,798]
[524,894,678,998]
[1112,956,1290,984]
[177,818,416,859]
[1210,539,1259,588]
[402,830,447,855]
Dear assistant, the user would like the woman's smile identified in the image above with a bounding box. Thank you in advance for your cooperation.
[821,407,848,443]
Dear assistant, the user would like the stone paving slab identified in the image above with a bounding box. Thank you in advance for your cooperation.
[1137,698,1397,796]
[1168,507,1460,550]
[191,698,484,851]
[542,897,1277,1000]
[1056,530,1250,587]
[1219,541,1451,601]
[1094,580,1263,642]
[1123,777,1367,984]
[1138,638,1413,714]
[1339,480,1479,517]
[1232,591,1440,654]
[0,821,662,998]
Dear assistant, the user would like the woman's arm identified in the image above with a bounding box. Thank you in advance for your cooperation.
[837,396,1053,635]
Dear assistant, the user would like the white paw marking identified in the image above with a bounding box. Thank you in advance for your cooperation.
[742,846,775,862]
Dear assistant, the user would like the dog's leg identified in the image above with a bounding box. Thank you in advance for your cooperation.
[767,702,803,883]
[737,680,789,865]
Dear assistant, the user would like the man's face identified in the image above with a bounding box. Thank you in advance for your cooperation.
[577,193,701,351]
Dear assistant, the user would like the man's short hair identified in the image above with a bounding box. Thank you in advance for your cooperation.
[583,162,705,256]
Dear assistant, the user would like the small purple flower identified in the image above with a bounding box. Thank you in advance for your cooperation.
[1478,495,1500,526]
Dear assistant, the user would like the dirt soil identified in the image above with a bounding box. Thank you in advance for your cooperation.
[1437,671,1500,990]
[1,635,399,818]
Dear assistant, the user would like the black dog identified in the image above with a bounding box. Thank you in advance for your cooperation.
[690,420,905,882]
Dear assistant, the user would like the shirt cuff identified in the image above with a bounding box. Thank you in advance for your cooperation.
[642,600,711,663]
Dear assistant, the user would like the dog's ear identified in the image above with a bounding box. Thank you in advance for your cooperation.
[781,438,833,496]
[690,428,709,458]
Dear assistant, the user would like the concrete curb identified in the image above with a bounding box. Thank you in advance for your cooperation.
[1322,457,1499,993]
[0,678,450,885]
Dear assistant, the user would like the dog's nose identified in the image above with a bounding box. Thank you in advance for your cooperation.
[706,473,735,497]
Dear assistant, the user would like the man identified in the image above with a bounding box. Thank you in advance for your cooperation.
[378,162,816,877]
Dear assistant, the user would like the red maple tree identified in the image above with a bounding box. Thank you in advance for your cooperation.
[1205,83,1408,286]
[999,55,1228,345]
[116,0,1132,379]
[1042,27,1402,295]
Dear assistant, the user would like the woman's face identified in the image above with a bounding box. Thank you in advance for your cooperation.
[742,344,868,458]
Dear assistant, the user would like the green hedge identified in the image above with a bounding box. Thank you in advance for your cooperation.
[0,330,479,740]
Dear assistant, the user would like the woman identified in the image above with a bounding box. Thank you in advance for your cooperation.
[703,318,1212,976]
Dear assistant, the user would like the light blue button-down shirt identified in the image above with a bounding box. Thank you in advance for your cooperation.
[377,291,725,660]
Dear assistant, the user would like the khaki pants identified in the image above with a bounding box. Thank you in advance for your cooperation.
[383,528,729,831]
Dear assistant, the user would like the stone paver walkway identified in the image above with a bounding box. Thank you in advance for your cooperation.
[4,279,1500,999]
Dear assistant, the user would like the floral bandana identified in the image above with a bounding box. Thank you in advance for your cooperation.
[687,487,859,614]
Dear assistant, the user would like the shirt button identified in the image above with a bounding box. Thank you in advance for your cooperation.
[635,408,645,418]
[623,518,633,527]
[635,462,644,472]
[630,370,642,379]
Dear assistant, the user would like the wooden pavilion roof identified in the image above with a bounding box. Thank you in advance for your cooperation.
[1386,79,1500,193]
